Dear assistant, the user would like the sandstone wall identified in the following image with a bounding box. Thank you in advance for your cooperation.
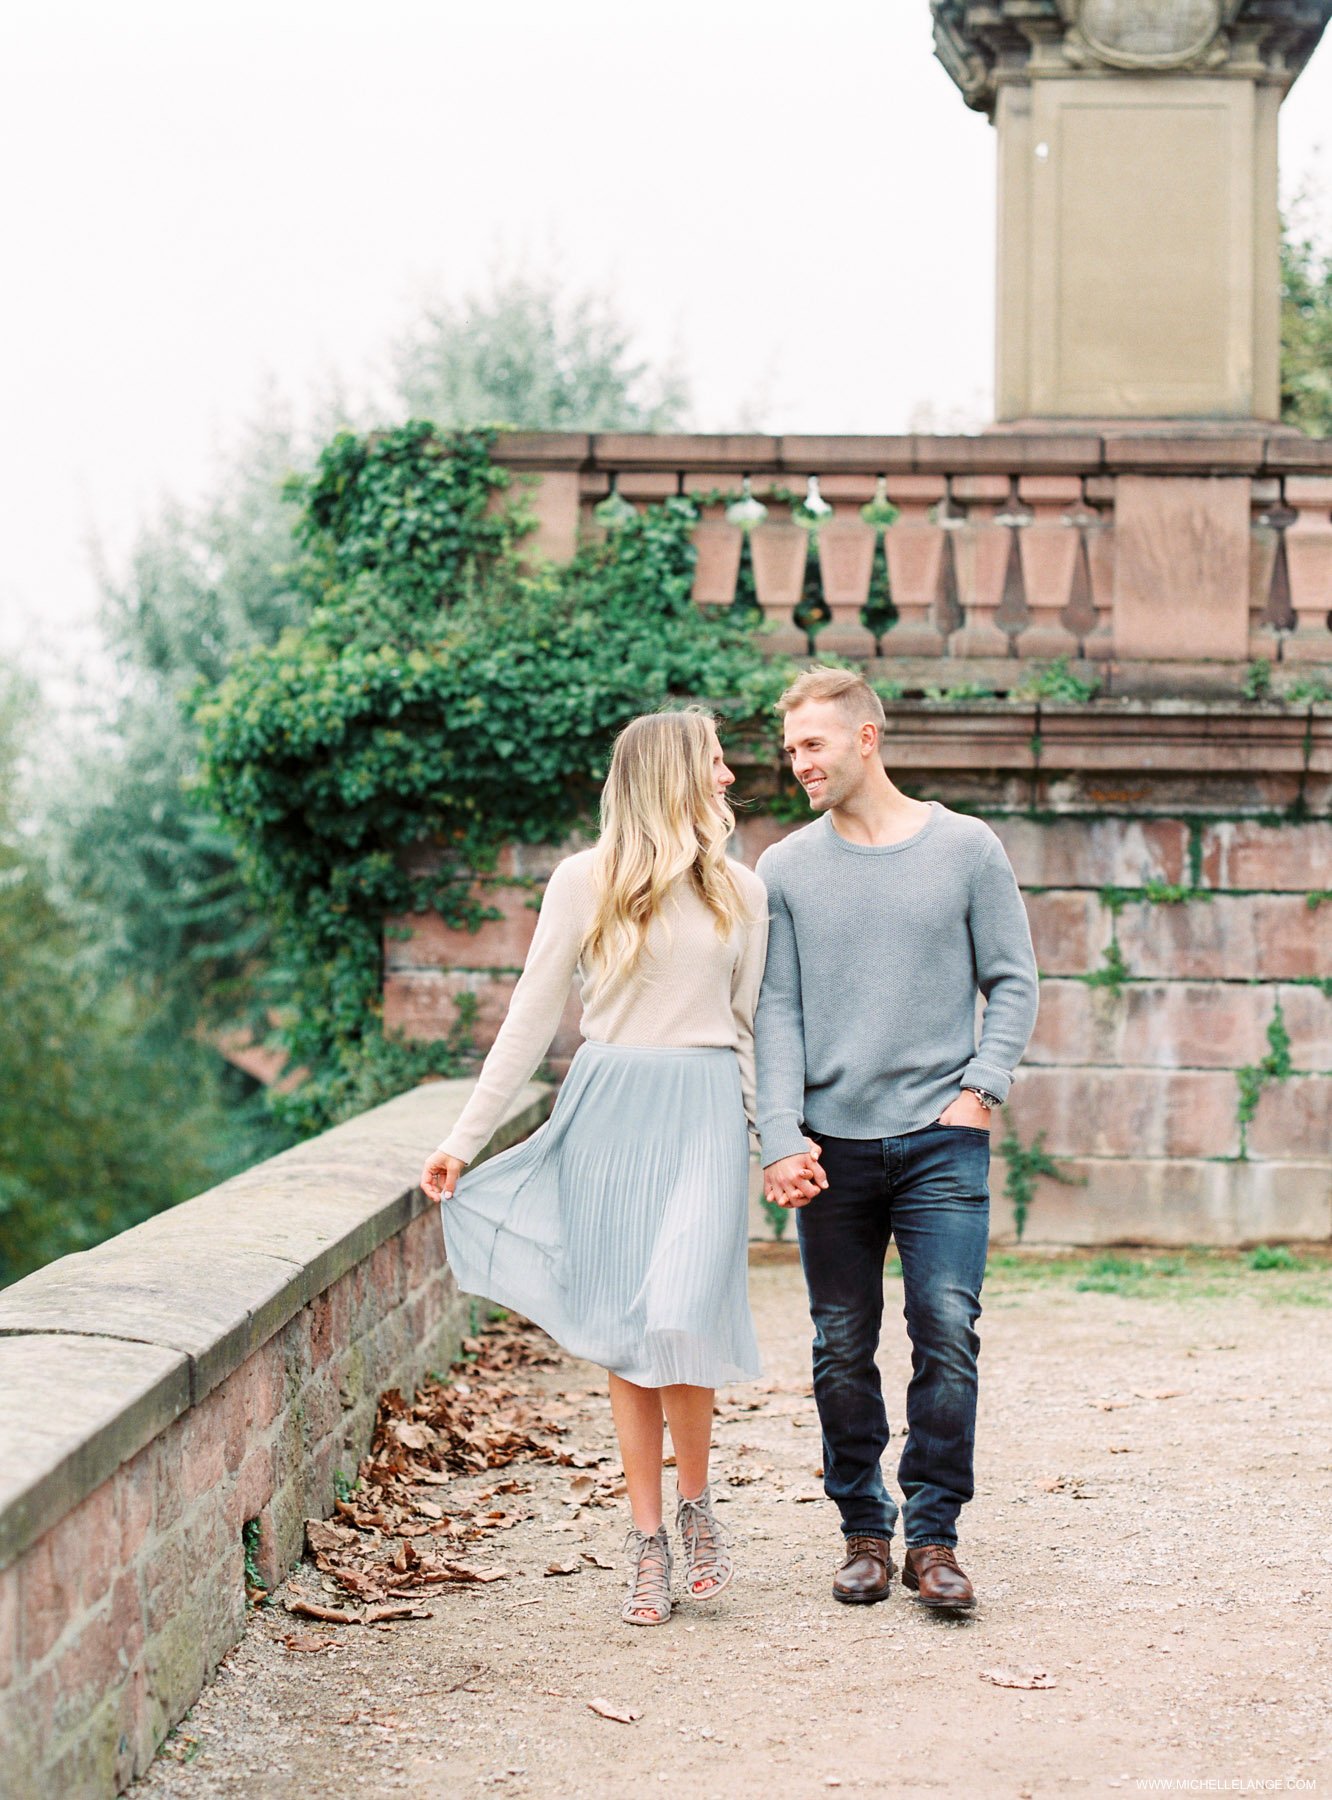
[384,775,1331,1247]
[0,1080,550,1799]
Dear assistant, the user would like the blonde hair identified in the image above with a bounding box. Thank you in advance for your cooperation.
[778,664,886,731]
[581,708,752,995]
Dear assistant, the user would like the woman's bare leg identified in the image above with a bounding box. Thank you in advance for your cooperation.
[660,1384,715,1501]
[662,1384,729,1597]
[608,1371,665,1532]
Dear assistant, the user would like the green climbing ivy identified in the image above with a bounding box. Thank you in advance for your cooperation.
[1080,937,1132,997]
[999,1127,1085,1241]
[197,423,786,1135]
[1236,1001,1294,1157]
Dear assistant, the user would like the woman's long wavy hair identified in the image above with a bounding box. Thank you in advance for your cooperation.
[580,708,753,996]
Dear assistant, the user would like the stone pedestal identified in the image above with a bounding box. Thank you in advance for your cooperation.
[932,1,1332,422]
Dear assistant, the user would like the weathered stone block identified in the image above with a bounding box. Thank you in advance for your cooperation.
[1024,891,1113,974]
[179,1401,228,1504]
[997,1158,1237,1248]
[17,1529,74,1666]
[383,884,542,972]
[1279,984,1332,1071]
[68,1479,118,1612]
[0,1335,188,1574]
[0,1243,305,1410]
[235,1444,274,1526]
[1198,820,1332,891]
[55,1570,143,1707]
[1247,1077,1332,1160]
[1026,978,1273,1071]
[1116,893,1332,981]
[1112,475,1251,661]
[1007,1067,1241,1158]
[990,816,1189,888]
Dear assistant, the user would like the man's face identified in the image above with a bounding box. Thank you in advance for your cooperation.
[782,700,871,812]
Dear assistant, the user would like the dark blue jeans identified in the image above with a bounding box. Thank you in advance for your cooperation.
[796,1124,990,1549]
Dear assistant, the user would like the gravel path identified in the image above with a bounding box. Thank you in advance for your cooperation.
[135,1252,1332,1798]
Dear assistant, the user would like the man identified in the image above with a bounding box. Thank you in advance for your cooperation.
[755,666,1038,1611]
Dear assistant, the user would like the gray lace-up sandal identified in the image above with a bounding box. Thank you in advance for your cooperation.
[676,1485,734,1600]
[622,1524,673,1626]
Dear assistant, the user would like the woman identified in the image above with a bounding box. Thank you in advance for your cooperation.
[419,708,772,1626]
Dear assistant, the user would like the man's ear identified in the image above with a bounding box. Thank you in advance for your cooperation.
[860,721,879,758]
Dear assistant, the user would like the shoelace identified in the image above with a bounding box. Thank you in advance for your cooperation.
[677,1494,729,1577]
[624,1527,671,1614]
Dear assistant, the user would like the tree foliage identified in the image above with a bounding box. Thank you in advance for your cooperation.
[198,423,781,1136]
[392,272,689,432]
[47,410,308,1032]
[0,673,277,1286]
[1281,216,1332,438]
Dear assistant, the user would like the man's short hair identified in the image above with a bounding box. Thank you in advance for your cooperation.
[777,665,887,731]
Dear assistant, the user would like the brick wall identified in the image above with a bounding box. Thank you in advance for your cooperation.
[384,798,1331,1248]
[0,1079,550,1799]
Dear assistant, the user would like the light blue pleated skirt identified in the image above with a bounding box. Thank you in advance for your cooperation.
[441,1041,761,1389]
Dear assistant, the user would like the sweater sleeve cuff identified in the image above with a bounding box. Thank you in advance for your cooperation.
[961,1059,1013,1104]
[759,1112,810,1167]
[436,1132,478,1167]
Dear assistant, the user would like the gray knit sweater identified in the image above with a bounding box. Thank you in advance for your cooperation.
[754,805,1039,1165]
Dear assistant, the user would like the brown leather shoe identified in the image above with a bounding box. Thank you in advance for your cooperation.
[902,1543,975,1611]
[832,1535,896,1605]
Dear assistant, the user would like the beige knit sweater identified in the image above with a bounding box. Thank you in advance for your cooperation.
[438,849,770,1166]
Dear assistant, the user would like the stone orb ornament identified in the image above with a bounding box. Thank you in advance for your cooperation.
[1075,0,1224,68]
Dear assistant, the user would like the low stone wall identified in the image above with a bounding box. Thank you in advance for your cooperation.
[0,1079,549,1799]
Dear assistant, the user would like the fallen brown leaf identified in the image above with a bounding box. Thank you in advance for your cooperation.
[980,1668,1058,1690]
[284,1599,358,1626]
[587,1699,642,1723]
[545,1559,582,1577]
[580,1552,614,1570]
[280,1632,339,1653]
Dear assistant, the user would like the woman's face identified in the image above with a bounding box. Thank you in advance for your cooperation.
[708,727,735,804]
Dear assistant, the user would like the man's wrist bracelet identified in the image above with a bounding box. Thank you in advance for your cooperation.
[964,1087,1002,1111]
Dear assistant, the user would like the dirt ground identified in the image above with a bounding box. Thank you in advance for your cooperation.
[135,1250,1332,1799]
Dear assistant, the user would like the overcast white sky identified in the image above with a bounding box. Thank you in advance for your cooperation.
[2,0,1330,666]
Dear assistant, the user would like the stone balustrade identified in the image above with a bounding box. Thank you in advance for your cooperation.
[0,1079,550,1799]
[500,431,1332,683]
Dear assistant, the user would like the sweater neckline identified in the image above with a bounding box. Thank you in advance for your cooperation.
[821,802,940,857]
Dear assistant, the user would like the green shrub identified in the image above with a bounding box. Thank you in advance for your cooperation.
[197,423,783,1134]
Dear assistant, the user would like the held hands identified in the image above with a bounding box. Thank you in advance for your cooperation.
[763,1139,829,1210]
[420,1149,466,1205]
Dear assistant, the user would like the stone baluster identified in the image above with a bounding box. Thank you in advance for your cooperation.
[991,481,1032,652]
[748,475,809,657]
[579,469,612,546]
[1248,480,1294,658]
[690,500,744,609]
[1080,476,1116,660]
[1014,476,1083,661]
[948,474,1014,659]
[814,474,878,659]
[1280,476,1332,664]
[882,475,948,656]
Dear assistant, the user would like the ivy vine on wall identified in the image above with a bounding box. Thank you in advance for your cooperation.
[196,423,786,1134]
